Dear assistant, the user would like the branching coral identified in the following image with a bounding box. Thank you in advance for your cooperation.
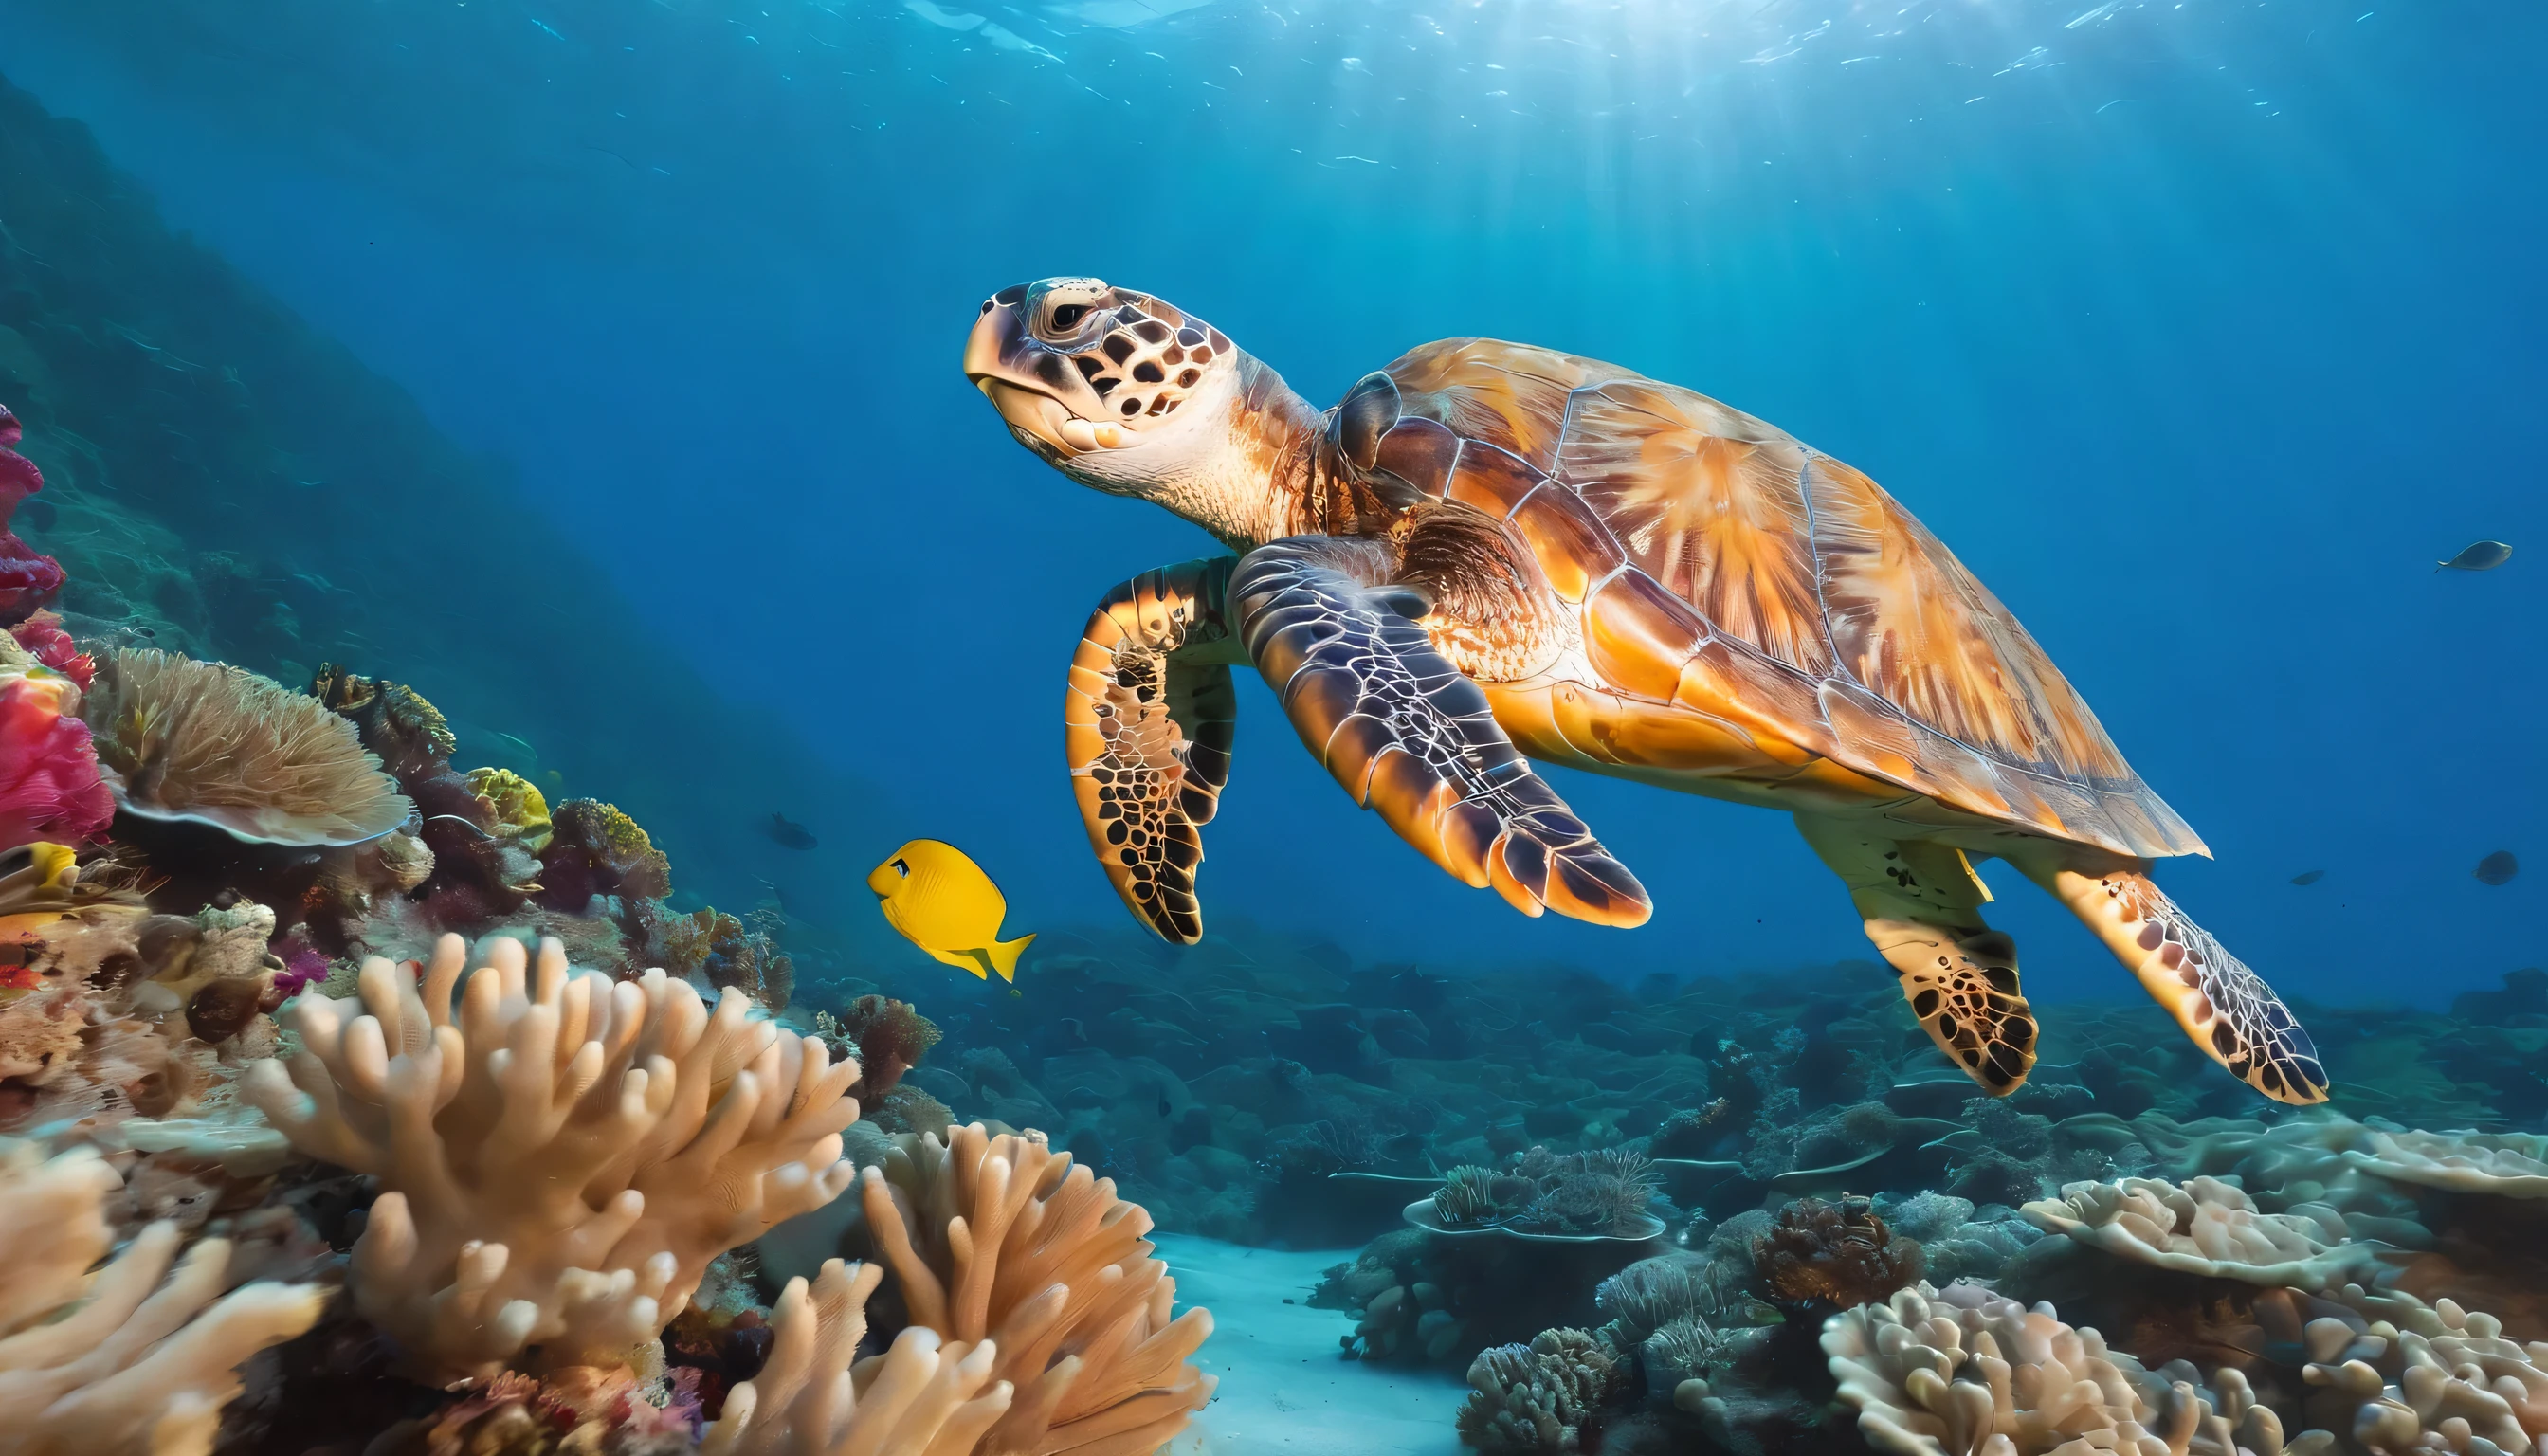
[1754,1196,1924,1311]
[243,933,860,1385]
[819,994,942,1100]
[701,1259,1015,1456]
[1457,1327,1622,1453]
[1823,1282,2289,1456]
[0,1138,325,1455]
[2021,1176,2378,1291]
[81,648,410,846]
[668,907,795,1012]
[858,1122,1215,1455]
[537,799,672,908]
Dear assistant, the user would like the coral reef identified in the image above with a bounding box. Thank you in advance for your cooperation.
[0,1138,325,1455]
[243,933,860,1384]
[1823,1282,2284,1456]
[0,401,64,626]
[1752,1195,1925,1312]
[82,647,410,846]
[857,1122,1216,1454]
[1417,1145,1667,1241]
[2022,1174,2378,1290]
[819,992,942,1100]
[0,630,113,849]
[701,1259,1013,1456]
[1457,1327,1623,1453]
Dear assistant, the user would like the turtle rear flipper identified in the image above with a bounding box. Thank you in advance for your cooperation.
[1065,557,1243,945]
[2035,859,2330,1105]
[1232,537,1649,928]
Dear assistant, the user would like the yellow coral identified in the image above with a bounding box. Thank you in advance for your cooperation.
[464,767,553,852]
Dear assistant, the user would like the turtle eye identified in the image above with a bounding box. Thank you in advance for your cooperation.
[890,858,909,877]
[1049,303,1088,332]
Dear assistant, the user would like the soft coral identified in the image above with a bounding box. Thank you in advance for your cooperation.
[0,404,65,628]
[0,674,112,849]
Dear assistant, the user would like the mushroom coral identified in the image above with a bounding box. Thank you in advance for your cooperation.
[81,648,411,846]
[858,1122,1215,1456]
[243,933,860,1386]
[0,1138,325,1456]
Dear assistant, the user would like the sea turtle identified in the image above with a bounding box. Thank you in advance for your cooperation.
[962,278,2326,1105]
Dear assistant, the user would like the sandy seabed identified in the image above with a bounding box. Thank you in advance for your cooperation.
[1156,1235,1467,1455]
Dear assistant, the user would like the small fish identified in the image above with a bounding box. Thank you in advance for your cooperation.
[2476,850,2520,886]
[766,812,819,851]
[2437,540,2514,572]
[868,839,1035,982]
[2289,869,2325,886]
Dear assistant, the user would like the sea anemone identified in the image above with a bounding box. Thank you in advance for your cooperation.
[80,648,412,846]
[1432,1164,1500,1228]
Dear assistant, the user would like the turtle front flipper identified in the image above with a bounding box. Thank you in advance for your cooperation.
[1232,537,1650,928]
[1066,556,1244,944]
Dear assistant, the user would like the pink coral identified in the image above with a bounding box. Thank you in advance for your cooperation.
[0,404,65,628]
[0,675,113,849]
[9,611,94,691]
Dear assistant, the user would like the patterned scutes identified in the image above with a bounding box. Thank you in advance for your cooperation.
[1370,338,2204,861]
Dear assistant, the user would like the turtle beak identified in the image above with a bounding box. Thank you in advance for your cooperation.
[964,295,1123,457]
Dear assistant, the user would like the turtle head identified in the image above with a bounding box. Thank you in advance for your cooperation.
[965,278,1287,518]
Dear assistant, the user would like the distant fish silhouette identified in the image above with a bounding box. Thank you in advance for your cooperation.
[766,812,818,850]
[2438,541,2513,573]
[2289,869,2324,886]
[2476,850,2520,886]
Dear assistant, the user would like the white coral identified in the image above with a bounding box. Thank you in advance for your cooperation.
[242,933,858,1385]
[2022,1175,2378,1291]
[0,1138,324,1456]
[701,1259,1014,1456]
[2298,1289,2548,1455]
[1822,1282,2290,1456]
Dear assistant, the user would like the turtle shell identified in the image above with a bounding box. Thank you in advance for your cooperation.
[1330,338,2201,860]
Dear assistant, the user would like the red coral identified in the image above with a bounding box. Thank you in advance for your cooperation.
[0,676,113,849]
[9,611,93,691]
[834,993,941,1098]
[0,404,65,628]
[1751,1195,1923,1311]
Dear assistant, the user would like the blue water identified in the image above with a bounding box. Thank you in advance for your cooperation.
[2,0,2538,1008]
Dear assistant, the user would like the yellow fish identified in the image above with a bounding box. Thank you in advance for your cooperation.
[867,839,1036,982]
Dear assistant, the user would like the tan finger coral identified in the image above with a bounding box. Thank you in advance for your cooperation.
[82,648,411,846]
[0,1138,324,1456]
[242,933,859,1386]
[2022,1175,2380,1291]
[859,1122,1215,1456]
[702,1258,1015,1456]
[1822,1282,2290,1456]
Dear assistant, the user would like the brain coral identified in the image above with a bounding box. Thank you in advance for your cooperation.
[81,648,411,846]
